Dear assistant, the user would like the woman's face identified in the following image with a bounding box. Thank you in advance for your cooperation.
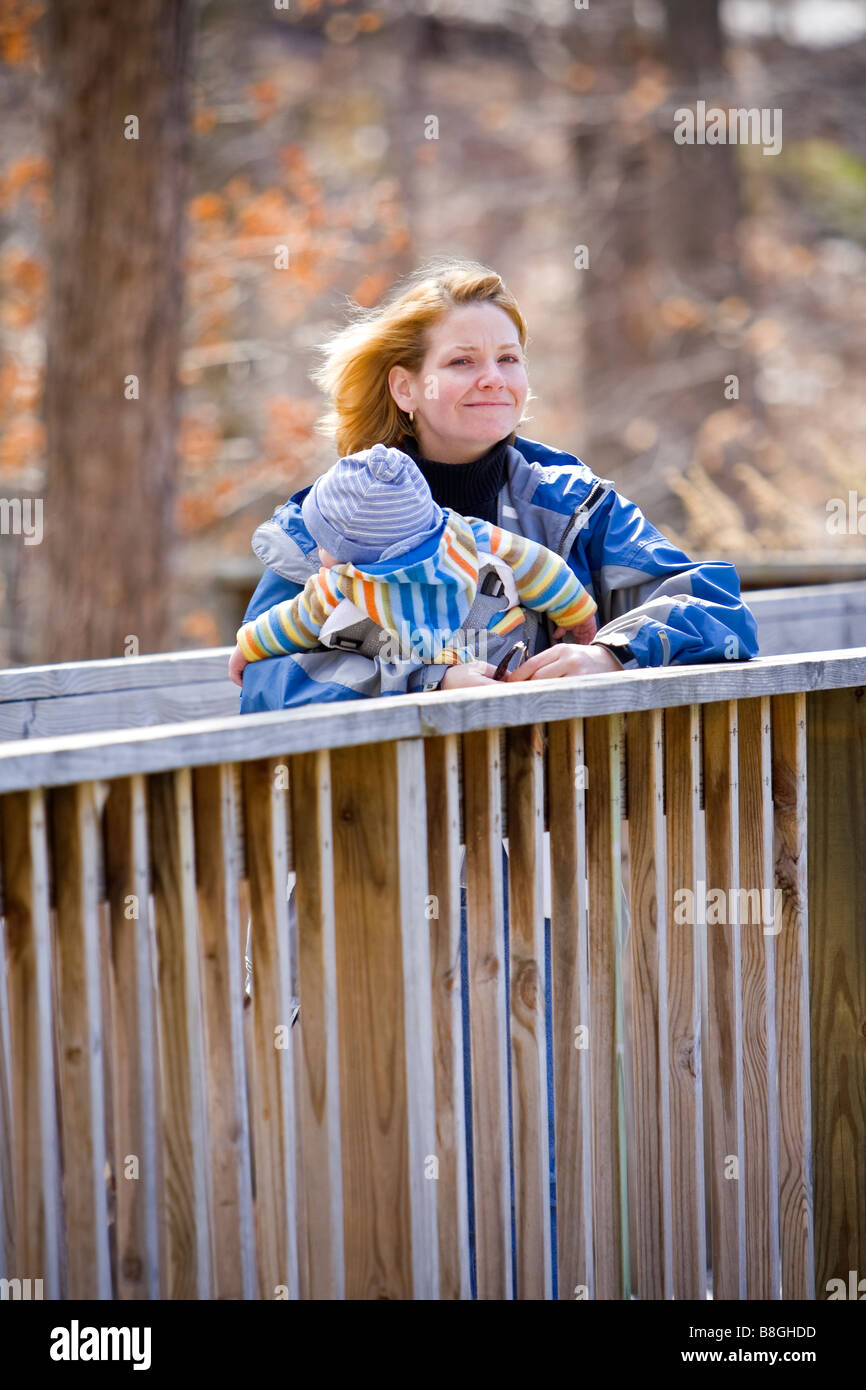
[389,302,528,463]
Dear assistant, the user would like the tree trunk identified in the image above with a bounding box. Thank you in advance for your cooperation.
[658,0,742,289]
[28,0,195,662]
[569,3,766,507]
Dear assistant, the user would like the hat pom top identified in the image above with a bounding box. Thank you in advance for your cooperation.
[357,442,406,483]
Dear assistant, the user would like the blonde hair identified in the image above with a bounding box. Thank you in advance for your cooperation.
[310,256,533,456]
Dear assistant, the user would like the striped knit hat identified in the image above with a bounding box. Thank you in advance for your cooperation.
[302,443,443,564]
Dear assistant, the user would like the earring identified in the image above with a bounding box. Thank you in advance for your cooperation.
[408,409,415,423]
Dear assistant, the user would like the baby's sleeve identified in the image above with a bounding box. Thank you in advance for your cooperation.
[237,567,344,660]
[466,517,597,627]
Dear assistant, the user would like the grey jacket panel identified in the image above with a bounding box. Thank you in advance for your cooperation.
[594,565,703,664]
[252,517,317,585]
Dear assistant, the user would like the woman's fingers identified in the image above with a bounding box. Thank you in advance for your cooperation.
[505,648,559,681]
[439,661,498,689]
[504,644,621,680]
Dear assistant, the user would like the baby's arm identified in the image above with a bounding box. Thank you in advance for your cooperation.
[468,519,597,628]
[236,566,345,661]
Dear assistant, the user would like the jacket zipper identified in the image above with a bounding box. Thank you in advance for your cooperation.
[558,481,610,559]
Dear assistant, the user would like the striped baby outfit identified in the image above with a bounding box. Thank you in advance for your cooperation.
[236,508,596,667]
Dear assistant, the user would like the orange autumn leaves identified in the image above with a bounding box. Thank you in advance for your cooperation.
[176,397,319,535]
[0,0,43,69]
[0,146,49,475]
[0,241,45,476]
[177,112,411,536]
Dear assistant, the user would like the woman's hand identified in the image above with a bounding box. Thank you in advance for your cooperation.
[439,660,498,689]
[504,642,623,682]
[228,644,248,688]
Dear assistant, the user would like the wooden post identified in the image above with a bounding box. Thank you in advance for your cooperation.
[772,692,814,1297]
[330,739,438,1299]
[50,781,112,1297]
[807,687,865,1295]
[395,739,439,1300]
[192,763,255,1299]
[463,727,513,1300]
[547,718,594,1300]
[506,723,553,1300]
[148,768,213,1298]
[0,789,62,1297]
[289,749,345,1300]
[664,704,707,1299]
[241,758,299,1300]
[0,849,14,1281]
[702,701,746,1299]
[103,774,160,1300]
[737,696,782,1298]
[424,735,471,1300]
[584,714,628,1299]
[626,708,671,1298]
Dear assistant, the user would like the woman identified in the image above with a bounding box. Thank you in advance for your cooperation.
[238,257,757,713]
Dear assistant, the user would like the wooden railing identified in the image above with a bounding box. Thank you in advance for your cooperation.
[1,580,863,743]
[0,649,864,1299]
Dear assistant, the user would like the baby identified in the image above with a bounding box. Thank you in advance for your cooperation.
[229,443,597,686]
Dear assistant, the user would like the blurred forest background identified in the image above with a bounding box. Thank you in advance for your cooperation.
[0,0,864,664]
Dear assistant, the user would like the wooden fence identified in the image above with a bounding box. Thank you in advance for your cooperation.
[0,648,864,1299]
[0,580,863,744]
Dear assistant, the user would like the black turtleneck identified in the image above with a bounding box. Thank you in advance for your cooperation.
[399,432,511,526]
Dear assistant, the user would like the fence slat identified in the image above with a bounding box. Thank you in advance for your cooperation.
[463,727,512,1300]
[0,789,61,1296]
[807,688,864,1294]
[584,714,628,1299]
[772,692,814,1298]
[626,709,671,1298]
[702,701,746,1299]
[506,724,553,1299]
[396,739,439,1300]
[103,775,160,1300]
[241,758,299,1300]
[664,704,707,1299]
[329,740,437,1298]
[148,769,213,1298]
[424,735,471,1301]
[0,865,13,1281]
[192,763,255,1299]
[288,749,345,1300]
[547,718,593,1300]
[737,697,781,1298]
[50,782,112,1298]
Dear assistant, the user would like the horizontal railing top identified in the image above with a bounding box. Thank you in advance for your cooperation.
[0,647,233,702]
[0,581,862,737]
[0,647,863,793]
[0,580,863,705]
